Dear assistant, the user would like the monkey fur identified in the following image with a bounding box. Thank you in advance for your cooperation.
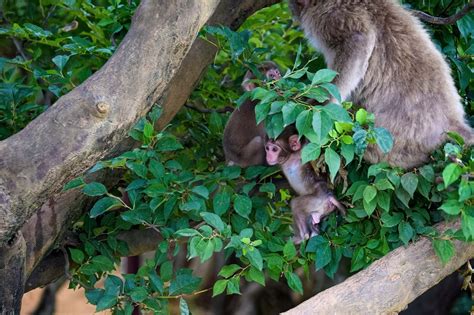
[289,0,473,169]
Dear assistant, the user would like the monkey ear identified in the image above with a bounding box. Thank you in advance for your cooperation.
[288,135,301,151]
[329,196,346,216]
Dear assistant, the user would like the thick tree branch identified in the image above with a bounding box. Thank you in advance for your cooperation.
[282,220,474,315]
[0,0,221,245]
[412,1,474,25]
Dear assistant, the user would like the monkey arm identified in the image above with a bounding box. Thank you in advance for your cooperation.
[328,31,376,101]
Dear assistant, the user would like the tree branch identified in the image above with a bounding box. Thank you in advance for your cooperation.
[0,0,221,245]
[412,1,474,25]
[282,220,474,315]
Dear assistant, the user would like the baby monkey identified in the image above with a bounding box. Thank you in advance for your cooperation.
[265,128,345,243]
[223,61,281,167]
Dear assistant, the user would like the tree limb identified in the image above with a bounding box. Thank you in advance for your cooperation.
[412,1,474,25]
[282,220,474,315]
[0,0,221,245]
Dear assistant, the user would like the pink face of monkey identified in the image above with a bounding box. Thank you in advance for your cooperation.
[265,135,301,166]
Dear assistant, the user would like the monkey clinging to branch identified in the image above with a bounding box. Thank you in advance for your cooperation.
[265,127,346,244]
[289,0,473,169]
[223,61,281,167]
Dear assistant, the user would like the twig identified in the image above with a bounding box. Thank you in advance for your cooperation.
[185,103,234,114]
[412,1,474,25]
[12,38,30,60]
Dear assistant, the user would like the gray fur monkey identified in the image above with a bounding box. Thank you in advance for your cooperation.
[289,0,473,169]
[223,62,281,167]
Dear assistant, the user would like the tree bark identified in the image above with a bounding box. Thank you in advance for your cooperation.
[282,220,474,315]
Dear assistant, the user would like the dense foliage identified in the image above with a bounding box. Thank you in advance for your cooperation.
[1,0,473,314]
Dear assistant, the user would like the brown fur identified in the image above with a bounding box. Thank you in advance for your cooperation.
[223,62,281,167]
[290,0,473,169]
[265,131,345,243]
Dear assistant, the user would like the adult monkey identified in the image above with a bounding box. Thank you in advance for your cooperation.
[223,61,281,167]
[289,0,473,169]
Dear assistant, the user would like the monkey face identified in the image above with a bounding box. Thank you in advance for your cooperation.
[265,68,281,81]
[265,141,282,165]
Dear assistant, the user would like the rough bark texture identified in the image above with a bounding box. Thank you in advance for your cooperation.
[0,232,26,314]
[282,220,474,315]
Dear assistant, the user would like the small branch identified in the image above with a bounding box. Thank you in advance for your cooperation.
[12,38,30,60]
[185,103,234,114]
[412,1,474,25]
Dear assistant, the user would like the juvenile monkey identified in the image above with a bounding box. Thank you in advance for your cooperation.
[265,128,345,243]
[223,61,281,167]
[289,0,473,169]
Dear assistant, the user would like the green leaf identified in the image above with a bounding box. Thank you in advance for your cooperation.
[374,179,394,191]
[179,298,190,315]
[374,127,393,153]
[169,273,202,295]
[321,83,341,103]
[255,102,271,124]
[381,212,403,228]
[285,272,303,294]
[432,239,455,265]
[439,200,462,215]
[341,143,355,165]
[301,143,321,164]
[312,110,333,143]
[461,212,474,240]
[245,248,263,270]
[130,287,148,302]
[63,177,85,191]
[419,165,435,182]
[52,55,70,71]
[90,197,122,218]
[219,264,241,278]
[401,173,418,198]
[355,109,368,125]
[398,221,414,245]
[212,279,228,297]
[296,110,313,137]
[160,261,173,282]
[234,195,252,218]
[283,241,297,260]
[227,277,241,295]
[247,266,265,286]
[191,186,209,199]
[175,228,199,237]
[315,242,331,270]
[323,103,351,122]
[96,294,117,312]
[157,136,183,152]
[312,69,337,85]
[69,248,85,264]
[282,101,302,126]
[324,147,340,183]
[83,182,108,196]
[442,163,463,187]
[213,191,231,216]
[143,121,154,139]
[201,212,225,232]
[363,185,377,203]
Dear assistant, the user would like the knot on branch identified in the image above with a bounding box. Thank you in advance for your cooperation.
[95,102,110,117]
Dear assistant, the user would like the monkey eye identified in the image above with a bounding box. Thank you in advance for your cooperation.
[272,147,278,153]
